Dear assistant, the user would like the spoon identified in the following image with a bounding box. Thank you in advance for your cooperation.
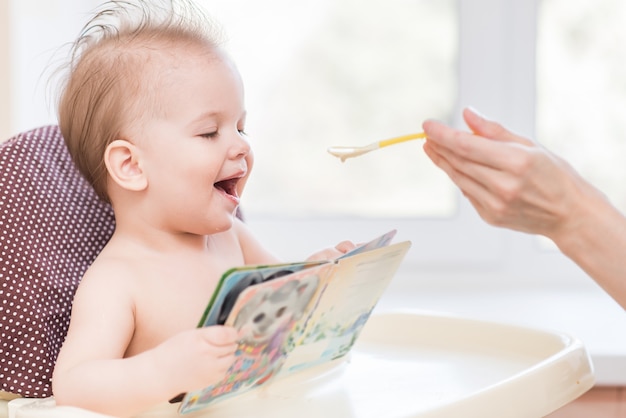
[327,132,427,162]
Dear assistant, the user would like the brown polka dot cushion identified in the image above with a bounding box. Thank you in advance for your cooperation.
[0,125,115,398]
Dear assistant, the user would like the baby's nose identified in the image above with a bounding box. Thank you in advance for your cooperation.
[231,132,251,158]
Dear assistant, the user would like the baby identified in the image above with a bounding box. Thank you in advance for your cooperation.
[51,0,354,416]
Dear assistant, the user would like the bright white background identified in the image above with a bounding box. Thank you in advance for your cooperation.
[4,0,626,384]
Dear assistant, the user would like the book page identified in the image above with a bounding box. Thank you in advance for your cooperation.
[281,240,411,373]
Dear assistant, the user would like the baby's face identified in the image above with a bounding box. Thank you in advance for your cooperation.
[133,47,253,234]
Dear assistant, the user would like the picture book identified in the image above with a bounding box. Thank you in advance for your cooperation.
[177,230,411,414]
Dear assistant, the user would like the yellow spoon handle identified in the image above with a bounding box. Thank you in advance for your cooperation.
[379,132,427,148]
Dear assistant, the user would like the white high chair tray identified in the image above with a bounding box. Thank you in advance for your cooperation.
[3,310,594,418]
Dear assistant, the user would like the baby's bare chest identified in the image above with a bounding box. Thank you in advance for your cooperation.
[126,256,241,354]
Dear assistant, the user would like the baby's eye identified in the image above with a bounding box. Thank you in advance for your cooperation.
[200,131,218,139]
[238,129,247,136]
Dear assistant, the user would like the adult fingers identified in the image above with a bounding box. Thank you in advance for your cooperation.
[422,118,490,165]
[423,139,528,218]
[424,118,536,175]
[463,107,533,146]
[423,136,511,187]
[423,141,501,207]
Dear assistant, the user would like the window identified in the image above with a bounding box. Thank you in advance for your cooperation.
[9,1,458,219]
[202,0,458,218]
[7,0,610,285]
[0,1,9,140]
[537,0,626,213]
[8,0,106,139]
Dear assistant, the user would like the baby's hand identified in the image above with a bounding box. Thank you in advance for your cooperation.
[306,240,356,261]
[152,326,238,394]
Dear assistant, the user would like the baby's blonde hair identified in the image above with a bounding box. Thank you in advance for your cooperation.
[57,0,224,202]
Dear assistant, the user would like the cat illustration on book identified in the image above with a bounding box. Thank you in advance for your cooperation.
[234,274,319,346]
[185,273,320,406]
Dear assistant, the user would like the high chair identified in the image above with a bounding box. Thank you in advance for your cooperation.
[0,125,115,400]
[0,126,594,417]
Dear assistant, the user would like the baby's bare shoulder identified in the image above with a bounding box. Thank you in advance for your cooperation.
[75,246,145,305]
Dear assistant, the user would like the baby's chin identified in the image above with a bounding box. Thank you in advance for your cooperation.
[199,212,237,234]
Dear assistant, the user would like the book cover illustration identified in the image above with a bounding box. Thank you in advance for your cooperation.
[198,260,325,327]
[178,230,410,414]
[178,265,332,413]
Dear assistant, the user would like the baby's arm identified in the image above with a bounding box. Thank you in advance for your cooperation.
[234,218,283,265]
[52,265,238,417]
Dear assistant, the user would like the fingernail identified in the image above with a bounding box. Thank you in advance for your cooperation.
[421,118,439,130]
[467,106,487,119]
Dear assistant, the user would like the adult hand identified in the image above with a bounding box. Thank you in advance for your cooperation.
[422,107,626,309]
[422,107,596,242]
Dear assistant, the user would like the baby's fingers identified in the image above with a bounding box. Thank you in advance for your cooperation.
[335,240,356,254]
[200,326,239,348]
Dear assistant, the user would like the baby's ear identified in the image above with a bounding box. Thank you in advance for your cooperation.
[104,140,148,192]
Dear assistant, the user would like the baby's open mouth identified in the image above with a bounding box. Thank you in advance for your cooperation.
[214,177,240,198]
